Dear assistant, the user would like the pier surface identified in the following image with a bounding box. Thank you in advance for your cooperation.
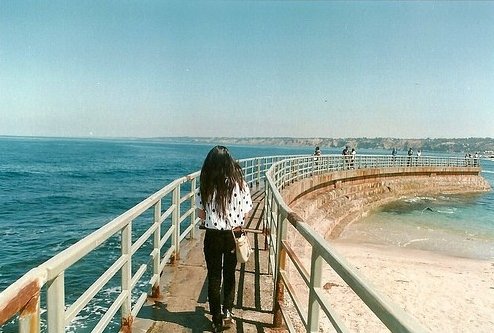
[133,189,281,332]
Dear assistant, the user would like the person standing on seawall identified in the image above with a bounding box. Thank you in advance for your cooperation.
[392,148,397,164]
[407,147,413,166]
[342,145,350,169]
[416,149,422,166]
[196,146,253,332]
[313,146,321,159]
[350,148,356,169]
[313,146,321,164]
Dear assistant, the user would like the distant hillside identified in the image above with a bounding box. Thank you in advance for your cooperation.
[154,137,494,154]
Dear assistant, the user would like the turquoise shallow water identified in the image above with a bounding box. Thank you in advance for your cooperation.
[337,160,494,260]
[1,137,492,331]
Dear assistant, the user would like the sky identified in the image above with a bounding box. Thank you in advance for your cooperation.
[1,1,493,139]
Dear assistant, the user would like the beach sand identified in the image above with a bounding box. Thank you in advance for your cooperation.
[314,241,494,332]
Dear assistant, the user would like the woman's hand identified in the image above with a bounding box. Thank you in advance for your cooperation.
[196,208,206,220]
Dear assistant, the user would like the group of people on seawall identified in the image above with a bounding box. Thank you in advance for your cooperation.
[404,147,422,167]
[313,145,357,169]
[312,146,480,168]
[465,152,481,167]
[341,145,357,169]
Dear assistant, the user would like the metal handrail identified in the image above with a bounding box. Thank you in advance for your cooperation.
[0,155,298,333]
[264,154,480,333]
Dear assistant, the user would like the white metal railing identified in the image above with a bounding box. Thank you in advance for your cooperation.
[0,153,479,332]
[264,154,481,333]
[0,155,298,333]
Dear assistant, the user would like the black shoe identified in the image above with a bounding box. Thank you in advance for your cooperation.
[222,308,233,327]
[212,321,222,332]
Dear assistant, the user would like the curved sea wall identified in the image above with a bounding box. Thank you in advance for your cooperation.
[281,166,491,240]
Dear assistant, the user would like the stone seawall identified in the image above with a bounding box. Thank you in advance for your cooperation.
[281,166,491,240]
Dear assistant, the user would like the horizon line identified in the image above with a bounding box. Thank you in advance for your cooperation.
[1,134,493,141]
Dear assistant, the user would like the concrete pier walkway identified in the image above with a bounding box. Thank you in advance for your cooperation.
[133,189,282,333]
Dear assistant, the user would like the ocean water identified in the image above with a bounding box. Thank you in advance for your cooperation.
[0,137,311,332]
[0,137,493,331]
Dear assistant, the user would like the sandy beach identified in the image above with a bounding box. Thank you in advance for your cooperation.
[316,241,494,332]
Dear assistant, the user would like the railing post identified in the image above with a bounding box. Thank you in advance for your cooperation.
[121,221,132,329]
[151,201,161,298]
[307,249,323,332]
[190,177,197,239]
[273,209,288,328]
[172,186,180,261]
[290,158,297,183]
[256,158,261,189]
[263,178,270,252]
[19,293,40,333]
[46,273,65,333]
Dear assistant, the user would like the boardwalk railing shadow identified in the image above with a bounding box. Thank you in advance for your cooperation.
[137,303,210,332]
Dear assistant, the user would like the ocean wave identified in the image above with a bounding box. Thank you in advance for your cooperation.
[435,207,457,214]
[402,238,429,247]
[0,228,19,237]
[0,170,48,178]
[63,287,123,332]
[63,172,94,179]
[403,196,437,203]
[95,168,146,176]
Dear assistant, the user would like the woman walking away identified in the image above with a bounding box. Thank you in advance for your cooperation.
[196,146,253,332]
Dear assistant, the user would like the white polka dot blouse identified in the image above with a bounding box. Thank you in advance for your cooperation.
[197,182,253,230]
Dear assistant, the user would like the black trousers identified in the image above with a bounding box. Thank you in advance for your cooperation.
[204,229,237,324]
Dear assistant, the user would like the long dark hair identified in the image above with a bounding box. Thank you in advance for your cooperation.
[200,146,244,218]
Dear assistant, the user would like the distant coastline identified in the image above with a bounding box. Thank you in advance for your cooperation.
[150,136,494,154]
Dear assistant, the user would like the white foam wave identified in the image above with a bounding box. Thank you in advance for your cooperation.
[436,208,456,214]
[404,196,437,203]
[403,238,429,247]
